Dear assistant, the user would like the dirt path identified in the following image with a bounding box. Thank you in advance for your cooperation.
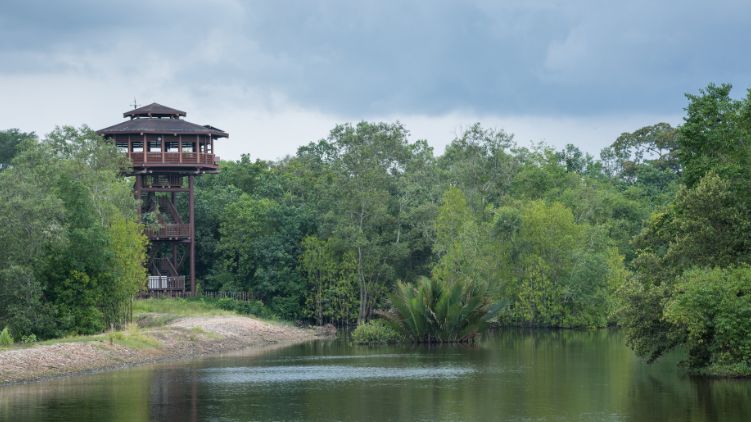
[0,316,332,386]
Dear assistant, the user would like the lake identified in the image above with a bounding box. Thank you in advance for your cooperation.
[1,330,750,421]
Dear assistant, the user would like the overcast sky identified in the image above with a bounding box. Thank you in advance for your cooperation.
[1,0,750,160]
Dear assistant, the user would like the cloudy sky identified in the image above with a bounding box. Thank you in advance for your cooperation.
[1,0,750,160]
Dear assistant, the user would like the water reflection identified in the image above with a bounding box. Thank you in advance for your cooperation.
[201,364,475,384]
[1,330,750,421]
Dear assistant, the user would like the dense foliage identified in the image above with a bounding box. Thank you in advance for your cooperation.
[383,276,498,343]
[3,83,750,374]
[619,84,751,374]
[351,320,402,344]
[190,121,656,329]
[0,127,146,339]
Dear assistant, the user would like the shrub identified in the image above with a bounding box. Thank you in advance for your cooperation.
[21,334,37,344]
[664,266,751,373]
[214,297,276,319]
[0,326,14,346]
[352,320,402,344]
[383,277,501,343]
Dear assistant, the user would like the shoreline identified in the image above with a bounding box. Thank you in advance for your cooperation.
[0,315,333,386]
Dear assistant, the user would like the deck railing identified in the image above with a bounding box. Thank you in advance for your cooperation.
[145,223,191,239]
[147,275,186,290]
[128,152,218,166]
[141,290,253,300]
[144,174,184,188]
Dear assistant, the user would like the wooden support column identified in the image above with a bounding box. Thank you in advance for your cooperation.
[172,243,179,291]
[161,137,165,163]
[178,135,183,163]
[143,134,147,163]
[189,174,196,295]
[134,175,143,218]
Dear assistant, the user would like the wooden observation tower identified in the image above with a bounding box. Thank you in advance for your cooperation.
[97,103,228,294]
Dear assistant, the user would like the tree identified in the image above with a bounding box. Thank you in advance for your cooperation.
[620,172,751,362]
[301,236,357,325]
[431,187,500,293]
[0,126,145,337]
[496,201,621,328]
[438,123,518,210]
[678,83,751,189]
[620,84,751,372]
[215,193,309,318]
[317,122,413,324]
[0,129,36,166]
[664,267,751,374]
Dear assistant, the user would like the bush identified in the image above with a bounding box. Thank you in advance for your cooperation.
[352,320,402,344]
[214,297,276,319]
[21,334,37,344]
[384,277,500,343]
[0,326,14,346]
[664,266,751,373]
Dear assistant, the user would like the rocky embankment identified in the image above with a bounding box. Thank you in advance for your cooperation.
[0,316,333,385]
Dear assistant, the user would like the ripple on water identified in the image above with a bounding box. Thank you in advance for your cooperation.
[201,365,475,384]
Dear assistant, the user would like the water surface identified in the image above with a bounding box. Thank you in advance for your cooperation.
[1,330,750,421]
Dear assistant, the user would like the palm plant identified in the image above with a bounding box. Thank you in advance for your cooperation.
[383,276,501,343]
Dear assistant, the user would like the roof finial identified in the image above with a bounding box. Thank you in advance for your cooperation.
[131,97,139,110]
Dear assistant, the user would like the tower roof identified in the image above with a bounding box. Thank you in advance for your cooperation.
[124,103,186,119]
[98,102,228,138]
[97,118,228,138]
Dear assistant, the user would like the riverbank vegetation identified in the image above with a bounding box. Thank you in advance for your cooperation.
[2,83,751,374]
[0,127,146,340]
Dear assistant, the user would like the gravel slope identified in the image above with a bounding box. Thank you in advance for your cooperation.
[0,316,327,385]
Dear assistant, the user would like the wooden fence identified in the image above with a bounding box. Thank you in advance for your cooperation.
[141,290,252,301]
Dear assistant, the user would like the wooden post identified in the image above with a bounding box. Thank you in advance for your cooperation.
[134,175,142,218]
[161,137,165,163]
[189,175,196,295]
[178,135,183,164]
[143,134,147,163]
[172,243,179,291]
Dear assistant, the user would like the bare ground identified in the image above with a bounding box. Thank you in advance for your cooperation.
[0,316,332,386]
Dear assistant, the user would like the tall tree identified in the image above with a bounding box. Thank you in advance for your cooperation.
[319,122,412,323]
[620,84,751,371]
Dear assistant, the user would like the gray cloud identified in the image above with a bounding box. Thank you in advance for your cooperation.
[2,0,750,118]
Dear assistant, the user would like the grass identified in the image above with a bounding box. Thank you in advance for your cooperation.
[1,298,271,351]
[188,326,222,341]
[104,324,161,349]
[133,298,238,317]
[31,324,161,350]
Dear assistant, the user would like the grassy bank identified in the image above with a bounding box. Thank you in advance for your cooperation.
[0,299,321,385]
[0,297,266,351]
[135,297,277,321]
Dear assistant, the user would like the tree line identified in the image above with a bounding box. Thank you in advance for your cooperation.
[0,127,146,339]
[189,120,674,327]
[1,83,750,374]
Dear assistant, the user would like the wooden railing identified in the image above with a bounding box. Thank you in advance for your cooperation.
[141,290,253,300]
[144,175,183,188]
[128,152,218,166]
[145,223,191,239]
[147,275,186,290]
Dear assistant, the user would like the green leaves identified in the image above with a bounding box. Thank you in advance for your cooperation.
[384,276,498,343]
[665,267,751,372]
[679,84,751,189]
[0,127,145,338]
[495,200,620,328]
[619,84,751,373]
